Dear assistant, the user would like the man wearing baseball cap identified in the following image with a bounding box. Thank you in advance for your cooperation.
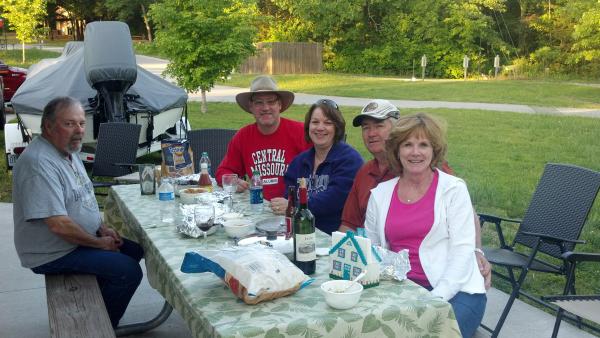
[339,99,491,288]
[216,75,311,200]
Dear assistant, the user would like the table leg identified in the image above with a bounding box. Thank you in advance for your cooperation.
[114,300,173,337]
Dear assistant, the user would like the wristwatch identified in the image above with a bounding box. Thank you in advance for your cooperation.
[474,248,485,256]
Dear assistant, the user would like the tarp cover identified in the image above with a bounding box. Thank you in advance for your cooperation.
[62,41,83,57]
[27,42,83,78]
[12,46,187,115]
[84,21,137,87]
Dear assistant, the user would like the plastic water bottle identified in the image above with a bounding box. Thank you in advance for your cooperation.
[200,152,211,176]
[158,177,175,223]
[249,170,263,212]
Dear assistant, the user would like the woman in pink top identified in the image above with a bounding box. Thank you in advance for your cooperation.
[364,113,486,338]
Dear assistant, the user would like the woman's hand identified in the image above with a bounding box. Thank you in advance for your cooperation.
[269,197,288,215]
[476,251,492,290]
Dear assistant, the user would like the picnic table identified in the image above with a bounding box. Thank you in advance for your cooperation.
[104,184,461,338]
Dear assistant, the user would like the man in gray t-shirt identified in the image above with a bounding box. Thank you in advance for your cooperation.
[12,96,143,328]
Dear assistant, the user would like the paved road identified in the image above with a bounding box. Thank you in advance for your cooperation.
[6,52,599,118]
[134,55,600,119]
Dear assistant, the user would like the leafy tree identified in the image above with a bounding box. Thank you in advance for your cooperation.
[104,0,155,41]
[150,0,259,112]
[263,0,509,77]
[524,0,598,75]
[1,0,47,62]
[571,4,600,62]
[55,0,107,40]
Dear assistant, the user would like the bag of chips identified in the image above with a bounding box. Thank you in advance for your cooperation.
[161,139,194,177]
[181,246,311,304]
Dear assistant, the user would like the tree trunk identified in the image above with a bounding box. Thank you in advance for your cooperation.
[71,19,80,40]
[201,89,207,113]
[21,41,25,63]
[140,4,153,42]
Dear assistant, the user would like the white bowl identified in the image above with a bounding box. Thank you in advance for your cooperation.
[223,219,253,238]
[222,212,244,221]
[321,280,363,310]
[179,188,209,204]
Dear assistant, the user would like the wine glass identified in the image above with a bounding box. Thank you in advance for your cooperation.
[194,203,215,236]
[222,174,238,195]
[222,174,238,211]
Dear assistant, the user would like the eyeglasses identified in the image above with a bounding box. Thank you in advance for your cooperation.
[252,98,279,107]
[315,99,339,110]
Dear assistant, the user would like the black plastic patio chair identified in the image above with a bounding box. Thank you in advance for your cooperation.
[91,122,141,194]
[542,251,600,338]
[186,128,236,174]
[478,163,600,338]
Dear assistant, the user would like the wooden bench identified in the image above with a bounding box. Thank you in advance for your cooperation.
[45,274,115,338]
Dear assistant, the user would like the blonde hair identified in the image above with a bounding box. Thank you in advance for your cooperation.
[385,112,447,175]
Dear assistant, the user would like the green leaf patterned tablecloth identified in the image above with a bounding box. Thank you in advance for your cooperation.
[105,185,461,338]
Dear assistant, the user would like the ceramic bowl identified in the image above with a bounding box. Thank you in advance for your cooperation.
[222,219,253,238]
[222,212,244,221]
[320,280,363,310]
[179,188,209,204]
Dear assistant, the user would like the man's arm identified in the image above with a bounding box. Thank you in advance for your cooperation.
[338,176,363,233]
[338,224,355,233]
[45,216,119,251]
[215,132,249,192]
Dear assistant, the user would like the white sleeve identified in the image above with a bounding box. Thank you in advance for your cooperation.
[364,193,383,247]
[430,181,477,301]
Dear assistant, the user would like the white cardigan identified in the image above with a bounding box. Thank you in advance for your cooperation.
[364,169,485,300]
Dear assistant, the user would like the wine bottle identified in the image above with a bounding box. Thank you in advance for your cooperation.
[293,178,316,274]
[285,186,296,239]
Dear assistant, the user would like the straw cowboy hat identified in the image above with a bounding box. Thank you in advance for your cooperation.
[235,76,295,113]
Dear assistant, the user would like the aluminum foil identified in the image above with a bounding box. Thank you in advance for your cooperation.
[175,203,218,238]
[373,246,411,281]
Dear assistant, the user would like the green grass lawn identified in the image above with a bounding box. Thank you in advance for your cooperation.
[221,74,600,109]
[0,49,61,68]
[133,41,168,60]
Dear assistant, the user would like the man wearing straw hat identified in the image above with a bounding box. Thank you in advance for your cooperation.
[216,76,311,200]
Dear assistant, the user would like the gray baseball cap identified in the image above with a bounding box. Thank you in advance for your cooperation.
[352,99,400,127]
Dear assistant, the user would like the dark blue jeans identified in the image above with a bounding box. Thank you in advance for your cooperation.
[32,238,144,328]
[449,292,487,338]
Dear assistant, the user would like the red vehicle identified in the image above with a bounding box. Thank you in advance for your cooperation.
[0,77,5,130]
[0,60,27,101]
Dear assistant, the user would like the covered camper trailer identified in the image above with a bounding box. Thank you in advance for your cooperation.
[5,21,188,169]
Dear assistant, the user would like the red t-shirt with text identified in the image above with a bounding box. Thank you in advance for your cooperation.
[216,118,311,200]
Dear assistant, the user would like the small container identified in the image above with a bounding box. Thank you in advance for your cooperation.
[179,187,209,204]
[249,170,263,212]
[139,164,156,195]
[198,163,213,192]
[158,178,175,223]
[223,219,253,238]
[222,212,244,221]
[320,280,363,310]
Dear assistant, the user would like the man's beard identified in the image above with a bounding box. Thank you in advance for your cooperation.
[67,138,82,154]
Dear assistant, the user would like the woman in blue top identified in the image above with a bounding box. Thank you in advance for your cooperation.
[270,99,363,234]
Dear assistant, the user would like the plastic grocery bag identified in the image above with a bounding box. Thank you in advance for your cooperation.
[181,245,311,304]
